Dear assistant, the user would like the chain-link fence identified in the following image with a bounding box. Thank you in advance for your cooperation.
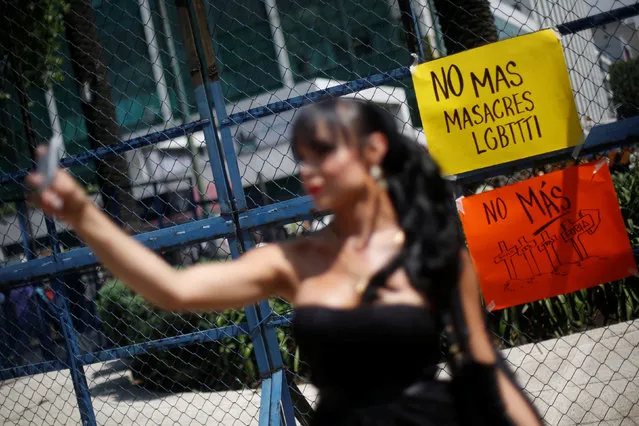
[1,0,638,425]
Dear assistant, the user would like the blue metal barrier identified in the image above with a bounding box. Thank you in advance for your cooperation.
[0,119,209,186]
[0,215,234,286]
[556,3,639,34]
[1,4,639,426]
[2,115,634,288]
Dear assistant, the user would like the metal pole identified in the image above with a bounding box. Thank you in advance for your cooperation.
[174,0,233,213]
[157,0,209,208]
[139,0,174,123]
[189,0,247,209]
[183,2,296,424]
[263,0,295,88]
[411,0,443,57]
[45,88,67,159]
[46,219,97,426]
[408,0,426,62]
[398,0,426,61]
[16,200,35,260]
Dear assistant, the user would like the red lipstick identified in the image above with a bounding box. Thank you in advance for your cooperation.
[308,184,323,196]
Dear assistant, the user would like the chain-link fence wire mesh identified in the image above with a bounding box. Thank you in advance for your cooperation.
[83,240,267,426]
[1,1,262,423]
[0,0,220,257]
[248,206,639,426]
[1,0,639,425]
[463,151,639,425]
[260,179,639,426]
[0,239,273,425]
[229,2,639,423]
[224,0,639,209]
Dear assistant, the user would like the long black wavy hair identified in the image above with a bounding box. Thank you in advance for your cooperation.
[291,98,463,313]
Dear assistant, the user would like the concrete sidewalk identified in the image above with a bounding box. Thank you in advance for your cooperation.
[1,320,637,425]
[503,319,638,425]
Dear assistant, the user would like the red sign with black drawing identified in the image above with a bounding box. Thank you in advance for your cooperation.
[458,161,637,310]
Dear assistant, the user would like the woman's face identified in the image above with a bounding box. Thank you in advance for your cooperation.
[295,120,372,211]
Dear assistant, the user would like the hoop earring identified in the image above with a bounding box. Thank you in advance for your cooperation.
[370,165,388,190]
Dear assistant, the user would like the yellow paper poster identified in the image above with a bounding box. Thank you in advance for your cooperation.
[412,29,583,175]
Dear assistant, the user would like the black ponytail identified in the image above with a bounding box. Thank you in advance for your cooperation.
[358,102,462,312]
[291,98,463,313]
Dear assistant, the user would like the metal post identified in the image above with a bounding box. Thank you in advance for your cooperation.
[175,0,233,214]
[45,87,67,159]
[263,0,295,88]
[45,219,97,426]
[407,0,426,61]
[413,0,444,57]
[139,0,177,216]
[15,200,54,360]
[139,0,174,124]
[157,0,209,206]
[183,1,296,424]
[175,0,276,377]
[175,1,278,418]
[187,177,199,220]
[153,182,165,228]
[15,200,35,260]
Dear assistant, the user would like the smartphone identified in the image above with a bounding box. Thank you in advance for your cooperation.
[36,138,63,190]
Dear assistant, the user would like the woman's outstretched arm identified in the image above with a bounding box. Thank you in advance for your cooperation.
[27,165,296,312]
[458,250,543,426]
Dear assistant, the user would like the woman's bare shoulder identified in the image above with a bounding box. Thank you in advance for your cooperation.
[280,226,333,255]
[245,228,333,300]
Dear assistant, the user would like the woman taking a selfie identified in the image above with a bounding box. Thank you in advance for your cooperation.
[28,98,542,425]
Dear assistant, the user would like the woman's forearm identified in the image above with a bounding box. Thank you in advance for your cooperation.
[459,250,542,425]
[25,165,284,313]
[72,203,181,308]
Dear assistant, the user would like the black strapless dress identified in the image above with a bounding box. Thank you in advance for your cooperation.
[292,305,460,425]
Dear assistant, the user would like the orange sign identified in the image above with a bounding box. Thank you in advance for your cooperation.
[458,161,636,310]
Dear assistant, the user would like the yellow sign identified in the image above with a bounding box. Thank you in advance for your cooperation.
[412,29,582,175]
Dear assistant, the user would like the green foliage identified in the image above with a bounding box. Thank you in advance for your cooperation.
[96,279,307,392]
[0,0,70,92]
[613,166,639,246]
[488,166,639,347]
[0,0,69,156]
[609,57,639,119]
[0,202,16,217]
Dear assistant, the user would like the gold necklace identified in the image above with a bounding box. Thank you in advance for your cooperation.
[354,277,368,295]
